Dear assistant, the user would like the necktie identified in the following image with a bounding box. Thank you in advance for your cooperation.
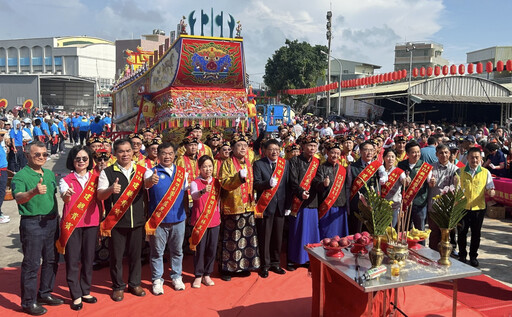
[271,162,276,172]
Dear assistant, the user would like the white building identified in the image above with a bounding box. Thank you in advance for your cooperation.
[0,36,115,112]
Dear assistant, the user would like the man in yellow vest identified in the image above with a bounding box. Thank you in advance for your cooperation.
[458,147,495,267]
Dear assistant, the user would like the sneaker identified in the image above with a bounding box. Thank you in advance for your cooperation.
[152,279,164,295]
[171,277,185,291]
[0,216,10,224]
[192,277,201,289]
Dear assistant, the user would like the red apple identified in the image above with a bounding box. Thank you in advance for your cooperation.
[322,238,331,245]
[339,237,349,246]
[333,235,341,241]
[362,231,370,237]
[360,236,370,245]
[329,241,339,248]
[354,233,362,241]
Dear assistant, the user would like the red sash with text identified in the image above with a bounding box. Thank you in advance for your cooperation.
[198,143,206,157]
[318,164,347,219]
[189,179,221,251]
[380,167,404,198]
[56,171,99,254]
[402,162,432,208]
[290,157,320,217]
[184,156,199,184]
[254,157,286,218]
[350,160,381,199]
[145,166,186,235]
[100,164,146,237]
[232,155,253,204]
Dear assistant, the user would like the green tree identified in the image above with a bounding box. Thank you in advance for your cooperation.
[263,39,328,111]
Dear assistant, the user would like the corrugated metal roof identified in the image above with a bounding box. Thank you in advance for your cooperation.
[411,94,512,104]
[331,76,512,104]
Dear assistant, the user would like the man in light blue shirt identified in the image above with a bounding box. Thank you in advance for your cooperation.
[420,136,438,164]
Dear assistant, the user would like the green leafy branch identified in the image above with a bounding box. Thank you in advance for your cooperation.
[355,182,394,236]
[430,186,467,229]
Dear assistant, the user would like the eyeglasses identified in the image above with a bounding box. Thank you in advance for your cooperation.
[74,156,89,162]
[94,157,109,162]
[33,152,49,158]
[132,142,142,146]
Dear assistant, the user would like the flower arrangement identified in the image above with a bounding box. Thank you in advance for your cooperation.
[429,185,468,229]
[355,184,394,236]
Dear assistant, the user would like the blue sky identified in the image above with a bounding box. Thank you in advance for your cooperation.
[0,0,509,86]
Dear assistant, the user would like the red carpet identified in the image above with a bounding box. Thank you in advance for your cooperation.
[0,254,510,316]
[430,274,512,317]
[0,255,312,316]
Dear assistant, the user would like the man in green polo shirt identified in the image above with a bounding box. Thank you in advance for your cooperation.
[12,141,63,316]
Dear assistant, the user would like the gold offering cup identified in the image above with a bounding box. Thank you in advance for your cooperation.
[386,243,409,267]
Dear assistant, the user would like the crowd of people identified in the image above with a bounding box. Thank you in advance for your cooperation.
[5,110,510,315]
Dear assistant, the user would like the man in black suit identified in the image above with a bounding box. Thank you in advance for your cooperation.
[253,139,291,278]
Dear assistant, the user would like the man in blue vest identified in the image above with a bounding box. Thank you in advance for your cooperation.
[7,120,27,172]
[144,142,189,295]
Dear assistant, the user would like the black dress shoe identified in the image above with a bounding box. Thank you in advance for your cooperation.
[286,263,296,271]
[22,303,47,316]
[458,256,467,264]
[82,296,97,304]
[70,301,83,311]
[37,295,64,306]
[220,273,231,282]
[469,258,479,267]
[269,266,286,275]
[259,269,269,278]
[237,271,251,277]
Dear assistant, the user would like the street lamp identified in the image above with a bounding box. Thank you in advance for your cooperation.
[406,42,416,123]
[325,11,332,117]
[321,50,342,116]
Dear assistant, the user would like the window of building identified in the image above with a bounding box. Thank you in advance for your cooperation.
[44,57,52,66]
[32,57,43,66]
[54,57,62,66]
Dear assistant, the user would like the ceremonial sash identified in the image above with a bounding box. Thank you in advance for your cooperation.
[232,155,253,204]
[56,171,99,254]
[100,164,146,236]
[145,166,186,235]
[290,157,320,217]
[380,167,404,198]
[350,160,381,199]
[215,159,223,177]
[402,162,433,208]
[184,155,199,184]
[318,164,347,219]
[254,157,286,218]
[145,157,158,169]
[198,143,206,157]
[189,179,221,251]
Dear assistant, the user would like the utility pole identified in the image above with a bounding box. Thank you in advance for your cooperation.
[326,10,332,117]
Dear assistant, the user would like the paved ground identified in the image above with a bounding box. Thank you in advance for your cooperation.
[1,142,511,288]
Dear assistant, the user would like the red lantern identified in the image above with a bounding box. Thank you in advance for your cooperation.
[450,65,457,75]
[486,61,493,73]
[442,65,449,76]
[434,66,441,76]
[393,71,398,81]
[497,60,504,72]
[401,69,406,79]
[427,67,433,76]
[507,60,512,72]
[379,74,384,83]
[476,62,483,74]
[467,63,474,74]
[420,67,426,77]
[412,68,418,77]
[458,64,465,75]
